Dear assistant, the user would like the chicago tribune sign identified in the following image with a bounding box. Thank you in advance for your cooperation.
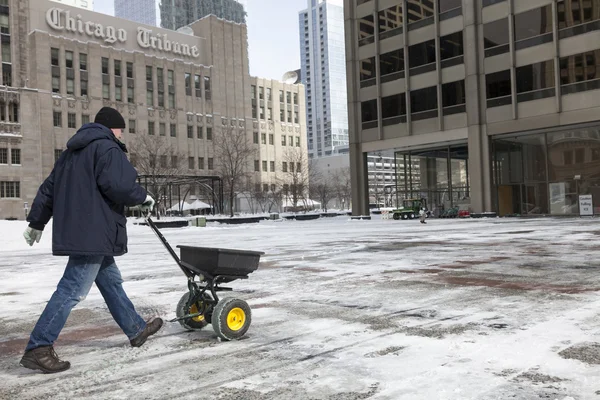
[45,8,200,58]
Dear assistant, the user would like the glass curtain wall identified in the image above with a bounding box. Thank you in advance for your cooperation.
[492,125,600,216]
[393,145,469,216]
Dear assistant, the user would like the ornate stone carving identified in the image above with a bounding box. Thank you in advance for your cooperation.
[148,109,155,117]
[82,102,89,110]
[169,110,177,120]
[68,100,76,109]
[239,120,245,128]
[128,105,136,115]
[53,98,62,108]
[159,110,166,119]
[197,115,203,123]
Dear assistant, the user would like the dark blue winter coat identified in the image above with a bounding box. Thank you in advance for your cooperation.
[27,123,147,256]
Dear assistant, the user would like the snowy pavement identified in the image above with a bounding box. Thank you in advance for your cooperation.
[1,216,600,399]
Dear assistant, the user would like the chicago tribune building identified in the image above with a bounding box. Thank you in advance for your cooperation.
[346,0,600,217]
[0,0,306,219]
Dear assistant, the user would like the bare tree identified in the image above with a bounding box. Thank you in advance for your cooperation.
[310,171,335,212]
[213,126,256,217]
[332,167,352,210]
[278,148,310,212]
[129,133,187,218]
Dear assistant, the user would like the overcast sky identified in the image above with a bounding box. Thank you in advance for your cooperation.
[93,0,306,80]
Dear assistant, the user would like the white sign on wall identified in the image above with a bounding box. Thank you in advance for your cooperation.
[579,194,593,216]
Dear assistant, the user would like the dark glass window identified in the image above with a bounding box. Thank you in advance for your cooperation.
[101,57,109,75]
[516,60,555,93]
[382,93,407,119]
[410,86,437,113]
[514,5,552,41]
[483,18,509,48]
[361,99,378,122]
[409,39,436,68]
[114,60,121,76]
[126,62,133,78]
[442,80,465,107]
[380,49,404,76]
[360,57,375,81]
[560,50,600,85]
[407,0,434,23]
[80,53,87,70]
[65,51,73,69]
[558,0,600,29]
[440,31,463,60]
[439,0,461,13]
[51,48,59,66]
[358,14,375,44]
[486,70,511,98]
[378,5,403,34]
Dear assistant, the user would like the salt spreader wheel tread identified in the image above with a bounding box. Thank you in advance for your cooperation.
[176,292,210,331]
[212,297,252,341]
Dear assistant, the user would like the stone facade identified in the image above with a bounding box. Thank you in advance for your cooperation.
[0,0,306,219]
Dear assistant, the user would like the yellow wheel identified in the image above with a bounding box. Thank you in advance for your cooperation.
[212,298,251,341]
[176,292,211,331]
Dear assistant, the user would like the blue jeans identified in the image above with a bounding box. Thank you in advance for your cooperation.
[26,255,147,351]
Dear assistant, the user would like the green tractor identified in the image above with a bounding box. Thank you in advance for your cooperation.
[392,198,430,220]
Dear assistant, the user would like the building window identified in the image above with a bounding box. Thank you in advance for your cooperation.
[0,181,20,198]
[160,155,167,168]
[185,72,191,96]
[295,137,300,147]
[560,50,600,94]
[157,68,164,107]
[282,135,286,146]
[171,156,178,168]
[268,107,273,121]
[2,64,11,87]
[379,50,404,83]
[558,0,600,37]
[439,0,461,13]
[115,86,122,102]
[170,124,177,137]
[195,75,201,97]
[486,69,512,107]
[282,162,288,173]
[103,84,110,100]
[516,60,555,102]
[188,156,195,169]
[114,59,121,76]
[440,31,464,67]
[262,160,267,172]
[186,125,193,139]
[9,148,20,165]
[80,53,87,71]
[251,85,256,99]
[279,90,284,103]
[483,18,509,57]
[286,91,291,104]
[514,5,553,49]
[206,127,212,140]
[381,93,407,123]
[128,119,136,134]
[361,99,378,128]
[287,110,291,122]
[127,87,134,103]
[66,78,74,95]
[254,160,260,171]
[204,76,211,100]
[270,161,275,172]
[51,48,59,66]
[53,111,62,127]
[407,0,434,27]
[68,113,76,129]
[102,57,109,75]
[259,86,264,100]
[197,126,203,139]
[358,14,375,46]
[80,80,88,97]
[379,5,403,39]
[253,131,259,144]
[208,158,213,170]
[408,39,436,74]
[279,108,284,121]
[148,121,155,135]
[261,133,266,144]
[294,111,299,123]
[267,88,272,101]
[410,85,438,121]
[159,123,166,136]
[360,56,376,86]
[0,14,8,34]
[289,136,293,148]
[126,62,133,78]
[269,134,274,145]
[82,114,90,125]
[65,51,73,69]
[198,157,205,169]
[54,149,62,163]
[0,148,7,164]
[442,80,466,115]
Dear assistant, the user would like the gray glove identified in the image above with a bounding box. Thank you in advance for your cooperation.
[23,227,43,246]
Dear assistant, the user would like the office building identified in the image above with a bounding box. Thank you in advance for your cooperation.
[0,0,305,219]
[50,0,93,10]
[345,0,600,216]
[114,0,158,26]
[299,0,349,158]
[160,0,246,31]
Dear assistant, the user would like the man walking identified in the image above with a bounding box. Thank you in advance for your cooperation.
[20,107,162,374]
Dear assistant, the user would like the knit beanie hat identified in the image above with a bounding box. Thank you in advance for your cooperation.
[94,107,126,129]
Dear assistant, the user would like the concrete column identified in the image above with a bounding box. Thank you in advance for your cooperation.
[350,144,370,215]
[464,0,492,213]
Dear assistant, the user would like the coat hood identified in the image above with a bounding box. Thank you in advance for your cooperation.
[67,123,128,152]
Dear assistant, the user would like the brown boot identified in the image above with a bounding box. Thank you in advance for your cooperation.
[20,346,70,374]
[130,318,163,348]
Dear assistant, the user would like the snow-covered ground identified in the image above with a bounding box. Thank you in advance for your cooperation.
[1,216,600,399]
